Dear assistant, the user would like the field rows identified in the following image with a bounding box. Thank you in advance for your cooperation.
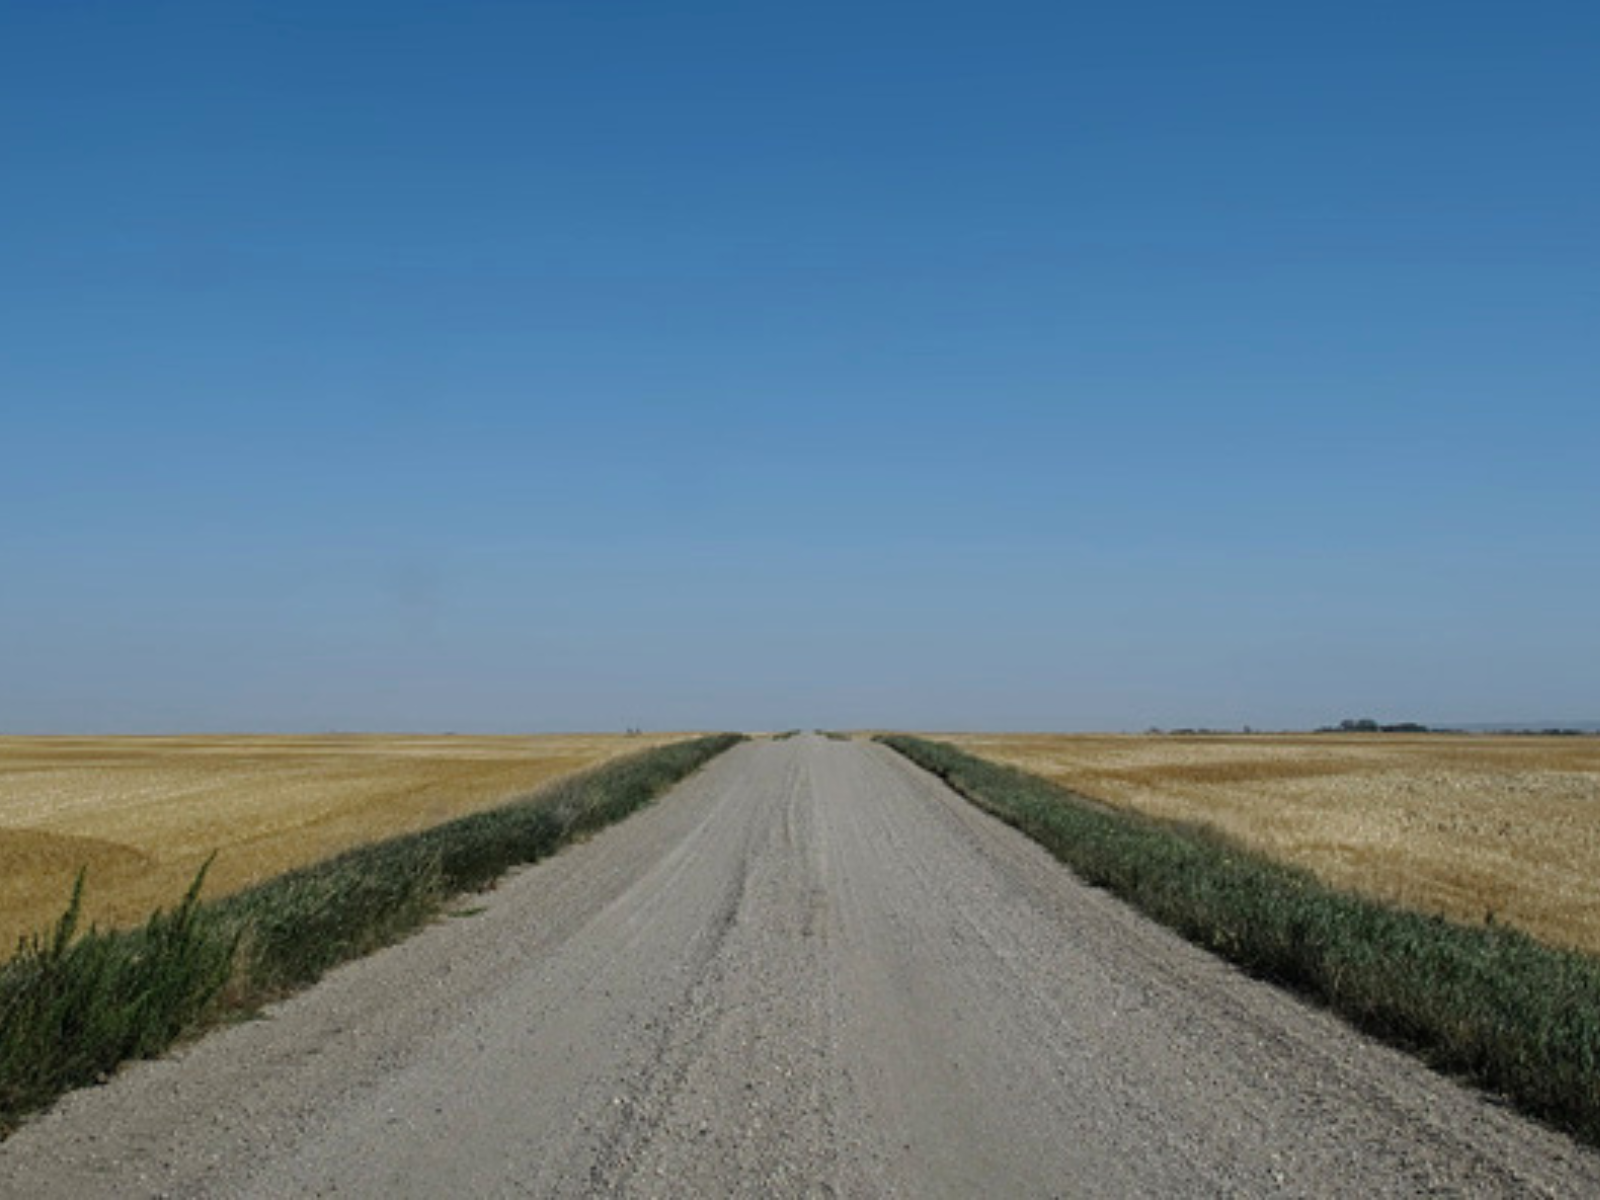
[944,733,1600,956]
[0,734,685,953]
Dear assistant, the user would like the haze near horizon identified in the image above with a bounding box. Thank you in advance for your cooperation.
[2,2,1596,733]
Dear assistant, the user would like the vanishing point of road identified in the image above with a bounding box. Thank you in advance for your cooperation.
[3,735,1597,1197]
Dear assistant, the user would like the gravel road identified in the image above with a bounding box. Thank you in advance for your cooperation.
[3,735,1598,1197]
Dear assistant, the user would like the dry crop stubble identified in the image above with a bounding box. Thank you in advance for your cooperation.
[0,734,686,954]
[942,733,1600,956]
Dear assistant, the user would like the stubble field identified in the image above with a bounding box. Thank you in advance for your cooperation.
[0,733,685,954]
[943,733,1600,956]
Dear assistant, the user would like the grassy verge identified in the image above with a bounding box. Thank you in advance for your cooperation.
[0,733,742,1135]
[879,734,1600,1147]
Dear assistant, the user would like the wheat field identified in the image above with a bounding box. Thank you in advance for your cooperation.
[943,733,1600,957]
[0,733,686,954]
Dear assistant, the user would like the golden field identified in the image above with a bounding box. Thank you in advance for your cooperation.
[0,733,685,954]
[944,733,1600,956]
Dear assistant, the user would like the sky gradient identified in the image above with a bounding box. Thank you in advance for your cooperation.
[3,1,1597,732]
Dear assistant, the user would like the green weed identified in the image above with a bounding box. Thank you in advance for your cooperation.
[880,734,1600,1148]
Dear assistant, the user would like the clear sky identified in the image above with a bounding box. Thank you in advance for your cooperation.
[2,1,1596,733]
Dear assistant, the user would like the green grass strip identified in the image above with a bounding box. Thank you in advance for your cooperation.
[0,733,743,1136]
[879,734,1600,1148]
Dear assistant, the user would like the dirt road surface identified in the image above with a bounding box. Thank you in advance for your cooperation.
[3,735,1597,1197]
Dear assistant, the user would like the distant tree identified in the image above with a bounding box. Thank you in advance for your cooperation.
[1340,718,1380,733]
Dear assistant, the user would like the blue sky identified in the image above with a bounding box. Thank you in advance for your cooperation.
[2,1,1596,732]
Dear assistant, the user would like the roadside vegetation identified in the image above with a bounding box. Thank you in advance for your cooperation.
[942,730,1600,956]
[880,734,1600,1148]
[0,734,742,1136]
